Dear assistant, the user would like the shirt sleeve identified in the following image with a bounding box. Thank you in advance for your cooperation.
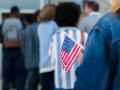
[74,27,110,90]
[78,19,86,32]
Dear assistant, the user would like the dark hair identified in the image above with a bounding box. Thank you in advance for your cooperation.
[25,15,34,24]
[33,10,40,22]
[10,6,19,14]
[55,2,81,27]
[87,1,99,12]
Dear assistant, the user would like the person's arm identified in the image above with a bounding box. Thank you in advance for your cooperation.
[78,53,83,63]
[74,27,110,90]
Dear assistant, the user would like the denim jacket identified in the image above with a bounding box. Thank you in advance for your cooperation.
[74,12,120,90]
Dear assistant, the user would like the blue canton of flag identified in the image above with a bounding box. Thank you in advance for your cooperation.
[62,36,75,53]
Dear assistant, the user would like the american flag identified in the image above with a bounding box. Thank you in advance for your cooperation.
[61,35,84,72]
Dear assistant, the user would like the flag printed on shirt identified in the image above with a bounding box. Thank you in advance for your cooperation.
[61,35,84,72]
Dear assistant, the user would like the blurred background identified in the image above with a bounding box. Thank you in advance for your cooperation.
[0,0,111,89]
[0,0,111,24]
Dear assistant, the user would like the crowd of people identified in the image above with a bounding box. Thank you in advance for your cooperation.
[0,0,120,90]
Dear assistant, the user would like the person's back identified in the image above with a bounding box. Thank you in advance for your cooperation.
[51,27,87,90]
[22,10,40,70]
[38,21,57,69]
[22,23,39,67]
[1,6,25,90]
[74,0,120,89]
[50,2,87,90]
[37,4,57,90]
[79,13,101,33]
[2,18,22,41]
[79,1,101,34]
[22,10,40,90]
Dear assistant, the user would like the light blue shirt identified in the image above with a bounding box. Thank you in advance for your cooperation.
[37,21,58,73]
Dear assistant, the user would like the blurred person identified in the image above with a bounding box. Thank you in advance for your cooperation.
[22,10,40,90]
[78,1,101,34]
[0,6,26,90]
[0,15,16,90]
[49,2,87,90]
[37,4,57,90]
[74,0,120,90]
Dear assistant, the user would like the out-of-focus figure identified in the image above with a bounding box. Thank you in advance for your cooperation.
[0,6,26,90]
[74,0,120,89]
[21,10,40,90]
[49,2,87,90]
[37,4,57,90]
[78,1,101,34]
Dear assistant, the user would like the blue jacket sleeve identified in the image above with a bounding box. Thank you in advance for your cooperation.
[74,27,111,90]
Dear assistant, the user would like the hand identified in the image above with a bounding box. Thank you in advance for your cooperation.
[79,53,83,64]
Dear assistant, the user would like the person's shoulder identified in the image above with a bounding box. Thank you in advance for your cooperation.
[29,22,39,27]
[99,12,115,22]
[3,18,11,23]
[82,16,91,21]
[38,22,45,29]
[41,20,56,25]
[92,12,115,41]
[96,12,115,28]
[38,21,57,30]
[79,16,90,25]
[55,27,80,35]
[29,23,39,32]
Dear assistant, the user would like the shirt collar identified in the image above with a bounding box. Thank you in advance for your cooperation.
[89,12,101,16]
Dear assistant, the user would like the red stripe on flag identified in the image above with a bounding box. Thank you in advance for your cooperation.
[67,48,82,72]
[62,60,65,69]
[61,50,69,65]
[63,52,68,60]
[64,45,78,64]
[65,45,80,71]
[63,53,69,65]
[62,51,66,59]
[65,46,80,71]
[62,60,66,66]
[67,48,81,72]
[61,50,65,58]
[61,51,65,60]
[61,50,65,60]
